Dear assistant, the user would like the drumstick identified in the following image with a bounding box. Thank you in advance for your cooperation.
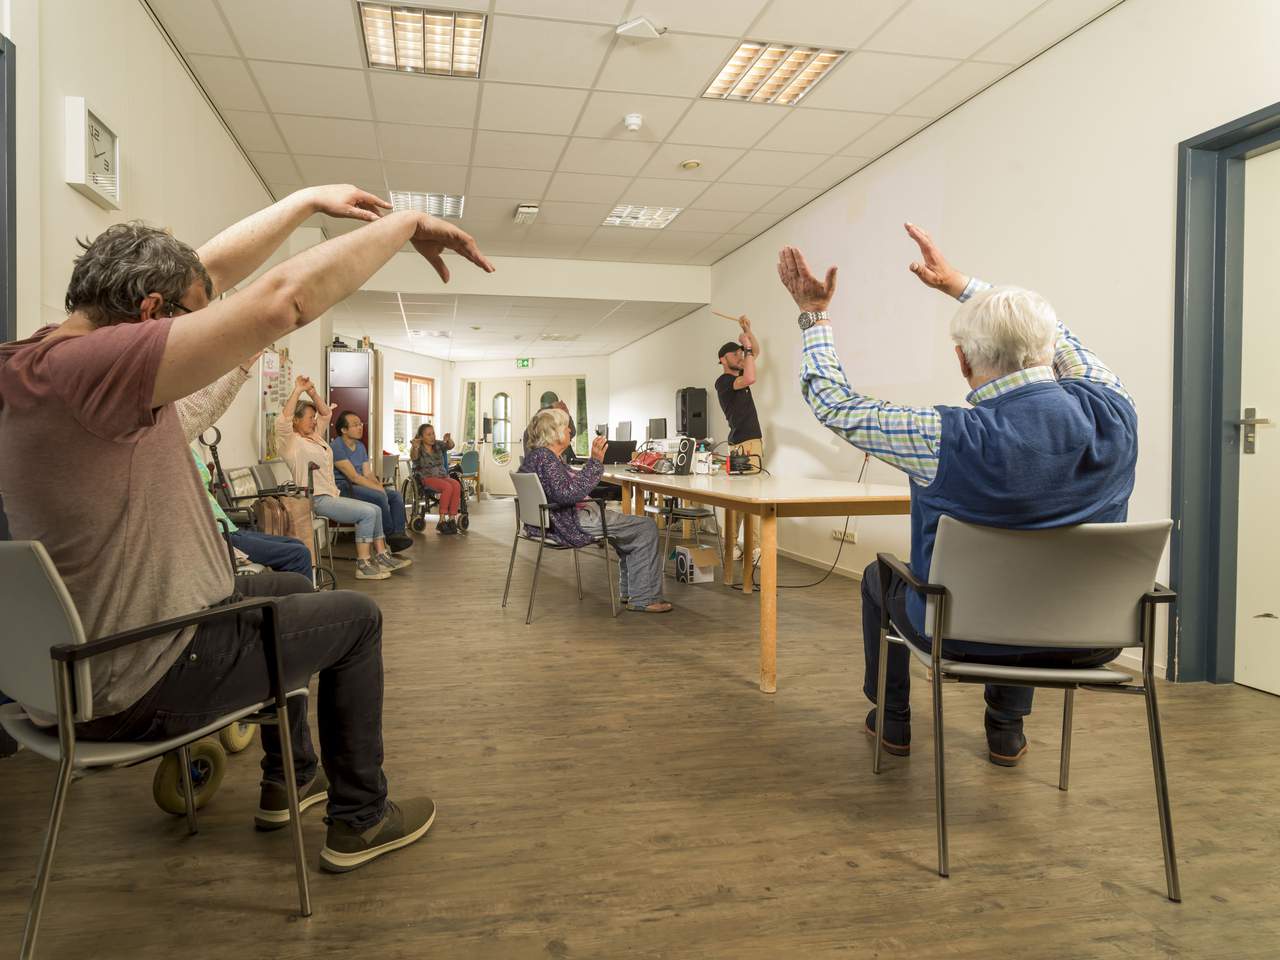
[712,309,743,322]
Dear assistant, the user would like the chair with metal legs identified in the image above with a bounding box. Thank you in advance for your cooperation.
[871,516,1181,901]
[502,471,619,625]
[0,541,314,960]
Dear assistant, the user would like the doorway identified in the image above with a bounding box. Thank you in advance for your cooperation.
[469,375,589,496]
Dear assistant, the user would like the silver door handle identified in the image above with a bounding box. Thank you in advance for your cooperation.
[1236,408,1269,455]
[1233,417,1271,426]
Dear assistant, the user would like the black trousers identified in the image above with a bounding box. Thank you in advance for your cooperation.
[860,560,1121,722]
[79,573,388,829]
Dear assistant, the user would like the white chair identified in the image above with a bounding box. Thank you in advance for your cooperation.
[872,516,1180,901]
[0,541,313,959]
[502,471,618,624]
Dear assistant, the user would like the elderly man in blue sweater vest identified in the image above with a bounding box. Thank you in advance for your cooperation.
[784,225,1136,767]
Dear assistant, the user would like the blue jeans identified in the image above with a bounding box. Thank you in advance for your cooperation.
[229,529,312,578]
[338,481,406,537]
[313,494,383,543]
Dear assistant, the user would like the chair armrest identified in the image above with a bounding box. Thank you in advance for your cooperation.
[876,552,945,597]
[1143,583,1176,605]
[579,497,609,540]
[51,598,277,664]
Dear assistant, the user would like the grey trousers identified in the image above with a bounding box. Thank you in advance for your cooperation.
[578,503,665,607]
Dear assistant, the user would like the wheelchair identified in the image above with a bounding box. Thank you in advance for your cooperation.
[402,467,471,533]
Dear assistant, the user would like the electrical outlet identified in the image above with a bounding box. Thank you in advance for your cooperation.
[831,528,858,544]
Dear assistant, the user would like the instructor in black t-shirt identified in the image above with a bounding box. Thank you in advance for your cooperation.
[714,313,763,565]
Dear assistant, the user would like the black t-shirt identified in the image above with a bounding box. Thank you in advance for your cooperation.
[715,373,762,445]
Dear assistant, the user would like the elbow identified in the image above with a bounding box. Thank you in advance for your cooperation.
[260,274,309,332]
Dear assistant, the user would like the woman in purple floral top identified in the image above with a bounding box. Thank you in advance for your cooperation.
[519,407,672,613]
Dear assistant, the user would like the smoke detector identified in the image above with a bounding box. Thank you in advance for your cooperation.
[514,203,539,225]
[623,113,643,133]
[615,16,665,39]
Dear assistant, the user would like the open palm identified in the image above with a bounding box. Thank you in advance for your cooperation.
[777,246,837,311]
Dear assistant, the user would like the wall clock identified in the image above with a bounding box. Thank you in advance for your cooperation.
[65,96,120,209]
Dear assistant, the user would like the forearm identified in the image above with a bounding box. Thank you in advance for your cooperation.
[742,353,757,383]
[176,367,250,441]
[197,189,316,295]
[1052,321,1134,404]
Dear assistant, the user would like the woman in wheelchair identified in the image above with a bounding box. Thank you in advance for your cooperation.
[409,423,466,535]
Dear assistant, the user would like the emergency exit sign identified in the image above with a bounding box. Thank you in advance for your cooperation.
[515,358,532,369]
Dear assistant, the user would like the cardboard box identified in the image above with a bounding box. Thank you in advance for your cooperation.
[675,545,719,583]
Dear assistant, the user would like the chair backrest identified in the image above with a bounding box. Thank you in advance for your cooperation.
[509,471,550,528]
[927,517,1173,649]
[268,459,294,487]
[458,450,480,475]
[0,541,93,722]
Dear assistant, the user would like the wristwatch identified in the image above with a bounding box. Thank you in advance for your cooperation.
[797,310,829,330]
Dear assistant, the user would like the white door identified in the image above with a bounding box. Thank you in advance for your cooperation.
[529,376,584,454]
[478,378,527,497]
[1235,146,1280,695]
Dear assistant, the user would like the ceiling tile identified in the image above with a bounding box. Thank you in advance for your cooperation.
[666,100,789,149]
[731,211,785,235]
[586,227,659,250]
[276,115,379,159]
[800,51,957,113]
[841,114,930,157]
[596,33,739,98]
[468,167,553,198]
[221,110,287,153]
[457,196,523,222]
[635,0,770,36]
[574,92,693,142]
[795,154,871,189]
[294,155,386,186]
[187,55,267,112]
[644,231,721,255]
[249,61,372,119]
[898,61,1010,117]
[690,182,783,212]
[369,74,480,127]
[755,108,883,153]
[750,0,907,49]
[478,83,589,135]
[148,0,238,56]
[493,0,630,24]
[545,172,632,204]
[975,0,1123,65]
[760,186,822,214]
[864,0,1044,60]
[558,138,658,177]
[525,224,597,245]
[484,16,614,87]
[471,131,566,172]
[268,180,303,196]
[535,201,616,226]
[219,0,363,67]
[639,143,745,181]
[377,123,474,164]
[384,161,470,194]
[666,209,748,233]
[694,234,753,264]
[721,150,827,186]
[249,152,303,183]
[621,178,711,207]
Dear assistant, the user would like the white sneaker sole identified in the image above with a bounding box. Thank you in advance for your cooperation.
[254,788,328,829]
[355,570,391,580]
[319,805,437,873]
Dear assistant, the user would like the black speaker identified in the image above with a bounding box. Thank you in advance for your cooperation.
[677,387,707,438]
[673,436,695,475]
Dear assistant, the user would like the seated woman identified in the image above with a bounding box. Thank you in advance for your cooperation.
[520,407,671,613]
[410,424,463,534]
[275,376,410,581]
[332,411,413,553]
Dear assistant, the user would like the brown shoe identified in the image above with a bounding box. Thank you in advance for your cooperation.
[864,709,910,756]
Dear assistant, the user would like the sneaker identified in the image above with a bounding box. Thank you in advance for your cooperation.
[387,533,414,553]
[377,551,412,572]
[255,772,329,831]
[985,711,1029,767]
[439,520,458,535]
[355,558,390,580]
[319,797,436,874]
[864,707,911,757]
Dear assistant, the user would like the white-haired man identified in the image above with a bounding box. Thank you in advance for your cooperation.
[780,224,1136,767]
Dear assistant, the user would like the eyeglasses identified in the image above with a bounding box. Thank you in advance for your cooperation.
[165,301,194,317]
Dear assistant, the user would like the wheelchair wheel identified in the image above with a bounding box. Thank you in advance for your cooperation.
[219,721,256,753]
[411,516,427,533]
[459,514,470,531]
[153,739,226,816]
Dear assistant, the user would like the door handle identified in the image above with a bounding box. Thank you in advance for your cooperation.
[1235,407,1270,454]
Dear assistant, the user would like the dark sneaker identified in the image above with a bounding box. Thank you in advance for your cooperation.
[355,558,390,580]
[320,798,436,874]
[985,711,1029,767]
[864,707,911,757]
[441,520,458,535]
[376,551,412,572]
[255,771,329,831]
[387,533,414,553]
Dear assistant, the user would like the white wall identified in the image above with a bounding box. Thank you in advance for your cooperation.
[608,0,1280,670]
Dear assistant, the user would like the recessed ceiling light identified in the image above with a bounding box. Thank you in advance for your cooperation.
[390,190,465,219]
[513,203,539,225]
[703,41,847,105]
[679,159,701,171]
[602,204,682,229]
[359,3,486,78]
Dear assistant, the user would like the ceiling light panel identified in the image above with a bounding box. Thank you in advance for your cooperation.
[703,41,847,106]
[602,204,683,229]
[359,3,486,78]
[391,190,465,218]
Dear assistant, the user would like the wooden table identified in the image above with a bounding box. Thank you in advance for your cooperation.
[603,468,911,693]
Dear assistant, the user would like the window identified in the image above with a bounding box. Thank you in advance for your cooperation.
[492,392,511,464]
[464,381,478,444]
[575,378,588,457]
[393,373,434,453]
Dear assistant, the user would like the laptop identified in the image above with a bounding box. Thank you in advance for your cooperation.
[602,440,637,464]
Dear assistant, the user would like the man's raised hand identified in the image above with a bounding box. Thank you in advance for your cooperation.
[777,246,837,312]
[905,223,967,298]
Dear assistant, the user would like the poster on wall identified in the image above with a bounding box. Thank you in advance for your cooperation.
[258,346,293,462]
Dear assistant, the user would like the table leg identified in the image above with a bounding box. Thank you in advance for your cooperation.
[620,480,633,515]
[758,506,778,694]
[741,511,756,595]
[722,508,736,585]
[633,485,644,517]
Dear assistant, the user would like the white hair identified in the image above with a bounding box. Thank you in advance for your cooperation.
[526,406,570,449]
[950,286,1057,378]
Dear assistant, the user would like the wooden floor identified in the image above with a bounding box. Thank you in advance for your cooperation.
[3,500,1280,959]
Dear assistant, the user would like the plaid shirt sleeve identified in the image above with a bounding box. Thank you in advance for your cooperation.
[799,324,941,485]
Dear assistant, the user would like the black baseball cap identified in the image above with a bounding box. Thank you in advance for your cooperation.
[718,341,742,359]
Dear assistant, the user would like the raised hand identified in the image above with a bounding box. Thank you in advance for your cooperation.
[777,246,837,312]
[409,215,496,283]
[294,375,311,391]
[590,435,608,462]
[306,184,392,223]
[905,222,967,298]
